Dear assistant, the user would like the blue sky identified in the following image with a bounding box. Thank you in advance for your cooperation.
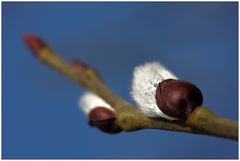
[2,2,238,158]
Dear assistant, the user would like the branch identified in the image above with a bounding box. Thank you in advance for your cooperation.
[23,34,238,141]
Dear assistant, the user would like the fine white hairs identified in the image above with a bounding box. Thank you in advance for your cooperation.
[79,92,113,115]
[131,62,178,120]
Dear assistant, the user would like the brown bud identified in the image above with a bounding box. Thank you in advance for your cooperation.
[156,79,203,120]
[72,59,88,70]
[88,107,122,134]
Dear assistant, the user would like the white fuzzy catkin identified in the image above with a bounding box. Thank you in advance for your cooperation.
[131,62,178,120]
[79,92,113,115]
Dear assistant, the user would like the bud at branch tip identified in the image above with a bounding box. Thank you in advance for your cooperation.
[23,34,47,57]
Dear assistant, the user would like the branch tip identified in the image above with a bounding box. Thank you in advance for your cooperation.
[23,34,47,57]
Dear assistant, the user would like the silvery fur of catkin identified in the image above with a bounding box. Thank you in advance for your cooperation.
[131,62,178,120]
[79,92,113,115]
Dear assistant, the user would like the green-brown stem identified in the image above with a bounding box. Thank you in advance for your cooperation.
[187,107,238,140]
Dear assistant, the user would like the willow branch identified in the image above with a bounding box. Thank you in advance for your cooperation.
[23,34,238,141]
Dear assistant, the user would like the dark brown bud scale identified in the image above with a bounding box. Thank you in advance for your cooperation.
[156,79,203,120]
[88,107,122,134]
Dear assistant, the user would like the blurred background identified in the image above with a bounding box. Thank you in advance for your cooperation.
[2,2,238,159]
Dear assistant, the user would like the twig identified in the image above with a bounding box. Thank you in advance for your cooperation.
[23,34,238,141]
